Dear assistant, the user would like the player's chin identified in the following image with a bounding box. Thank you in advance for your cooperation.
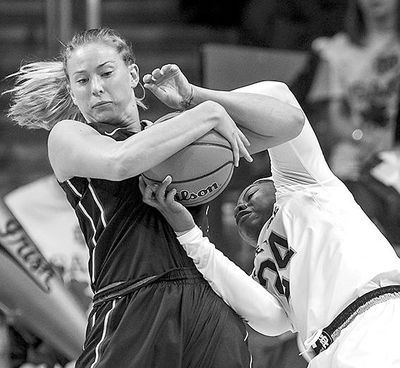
[237,223,259,248]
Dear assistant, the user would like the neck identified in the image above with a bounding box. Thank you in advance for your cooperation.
[117,115,141,133]
[112,103,141,133]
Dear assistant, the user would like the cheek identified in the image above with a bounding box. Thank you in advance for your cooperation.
[71,87,89,105]
[112,78,134,103]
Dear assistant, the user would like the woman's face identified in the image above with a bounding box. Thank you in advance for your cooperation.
[233,180,276,247]
[358,0,398,20]
[67,42,138,125]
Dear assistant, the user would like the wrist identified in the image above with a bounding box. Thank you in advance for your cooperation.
[175,222,196,237]
[176,225,202,242]
[175,228,193,237]
[169,214,196,235]
[180,84,195,110]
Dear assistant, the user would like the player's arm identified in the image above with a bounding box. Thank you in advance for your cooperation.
[195,81,305,152]
[144,66,332,195]
[177,226,292,335]
[48,102,252,182]
[238,67,336,187]
[144,64,305,154]
[140,176,292,336]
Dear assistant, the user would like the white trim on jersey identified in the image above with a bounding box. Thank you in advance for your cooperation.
[88,179,107,228]
[90,299,117,368]
[66,179,83,198]
[103,127,124,136]
[66,181,97,247]
[92,312,96,328]
[66,179,98,284]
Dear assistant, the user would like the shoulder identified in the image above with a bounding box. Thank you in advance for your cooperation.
[277,193,320,226]
[234,80,294,106]
[49,119,94,136]
[48,120,97,146]
[236,80,290,95]
[48,120,99,167]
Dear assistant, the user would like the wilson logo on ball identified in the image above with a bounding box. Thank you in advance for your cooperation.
[142,128,234,207]
[175,182,219,202]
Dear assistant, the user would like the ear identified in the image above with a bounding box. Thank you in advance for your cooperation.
[128,64,139,87]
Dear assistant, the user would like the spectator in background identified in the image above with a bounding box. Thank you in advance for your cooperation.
[303,0,400,246]
[241,0,347,50]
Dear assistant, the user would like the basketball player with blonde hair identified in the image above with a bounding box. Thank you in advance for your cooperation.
[142,80,400,367]
[5,27,304,367]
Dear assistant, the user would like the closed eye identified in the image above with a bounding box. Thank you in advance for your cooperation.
[246,189,257,201]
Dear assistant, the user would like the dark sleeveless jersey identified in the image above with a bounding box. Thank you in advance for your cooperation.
[58,124,202,292]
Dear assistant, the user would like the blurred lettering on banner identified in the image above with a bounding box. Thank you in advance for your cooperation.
[4,175,92,312]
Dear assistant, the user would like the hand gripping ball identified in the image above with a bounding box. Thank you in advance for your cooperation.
[142,129,234,207]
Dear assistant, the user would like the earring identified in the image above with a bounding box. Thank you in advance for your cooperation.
[134,81,146,101]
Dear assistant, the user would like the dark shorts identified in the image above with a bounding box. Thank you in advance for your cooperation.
[76,268,251,368]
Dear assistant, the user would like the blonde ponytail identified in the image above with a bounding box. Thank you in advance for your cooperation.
[4,61,82,131]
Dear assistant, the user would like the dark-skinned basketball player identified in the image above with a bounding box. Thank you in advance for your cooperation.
[5,28,304,368]
[141,80,400,367]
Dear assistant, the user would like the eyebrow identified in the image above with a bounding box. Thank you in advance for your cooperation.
[73,61,116,76]
[97,61,115,68]
[238,185,253,202]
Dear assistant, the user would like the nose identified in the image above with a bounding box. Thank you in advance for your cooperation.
[91,75,104,96]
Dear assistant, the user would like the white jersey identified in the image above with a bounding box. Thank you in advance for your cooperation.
[256,116,400,344]
[177,83,400,352]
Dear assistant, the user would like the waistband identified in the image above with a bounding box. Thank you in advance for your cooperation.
[92,267,202,308]
[312,285,400,356]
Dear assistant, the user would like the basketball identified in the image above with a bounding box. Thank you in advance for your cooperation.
[142,130,234,207]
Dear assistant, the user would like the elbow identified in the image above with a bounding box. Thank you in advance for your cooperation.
[290,107,305,140]
[195,100,228,127]
[276,82,305,141]
[249,323,289,337]
[106,155,130,181]
[113,161,131,181]
[248,316,291,337]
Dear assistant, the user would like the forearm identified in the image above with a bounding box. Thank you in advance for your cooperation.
[190,82,304,147]
[177,226,292,336]
[116,101,223,178]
